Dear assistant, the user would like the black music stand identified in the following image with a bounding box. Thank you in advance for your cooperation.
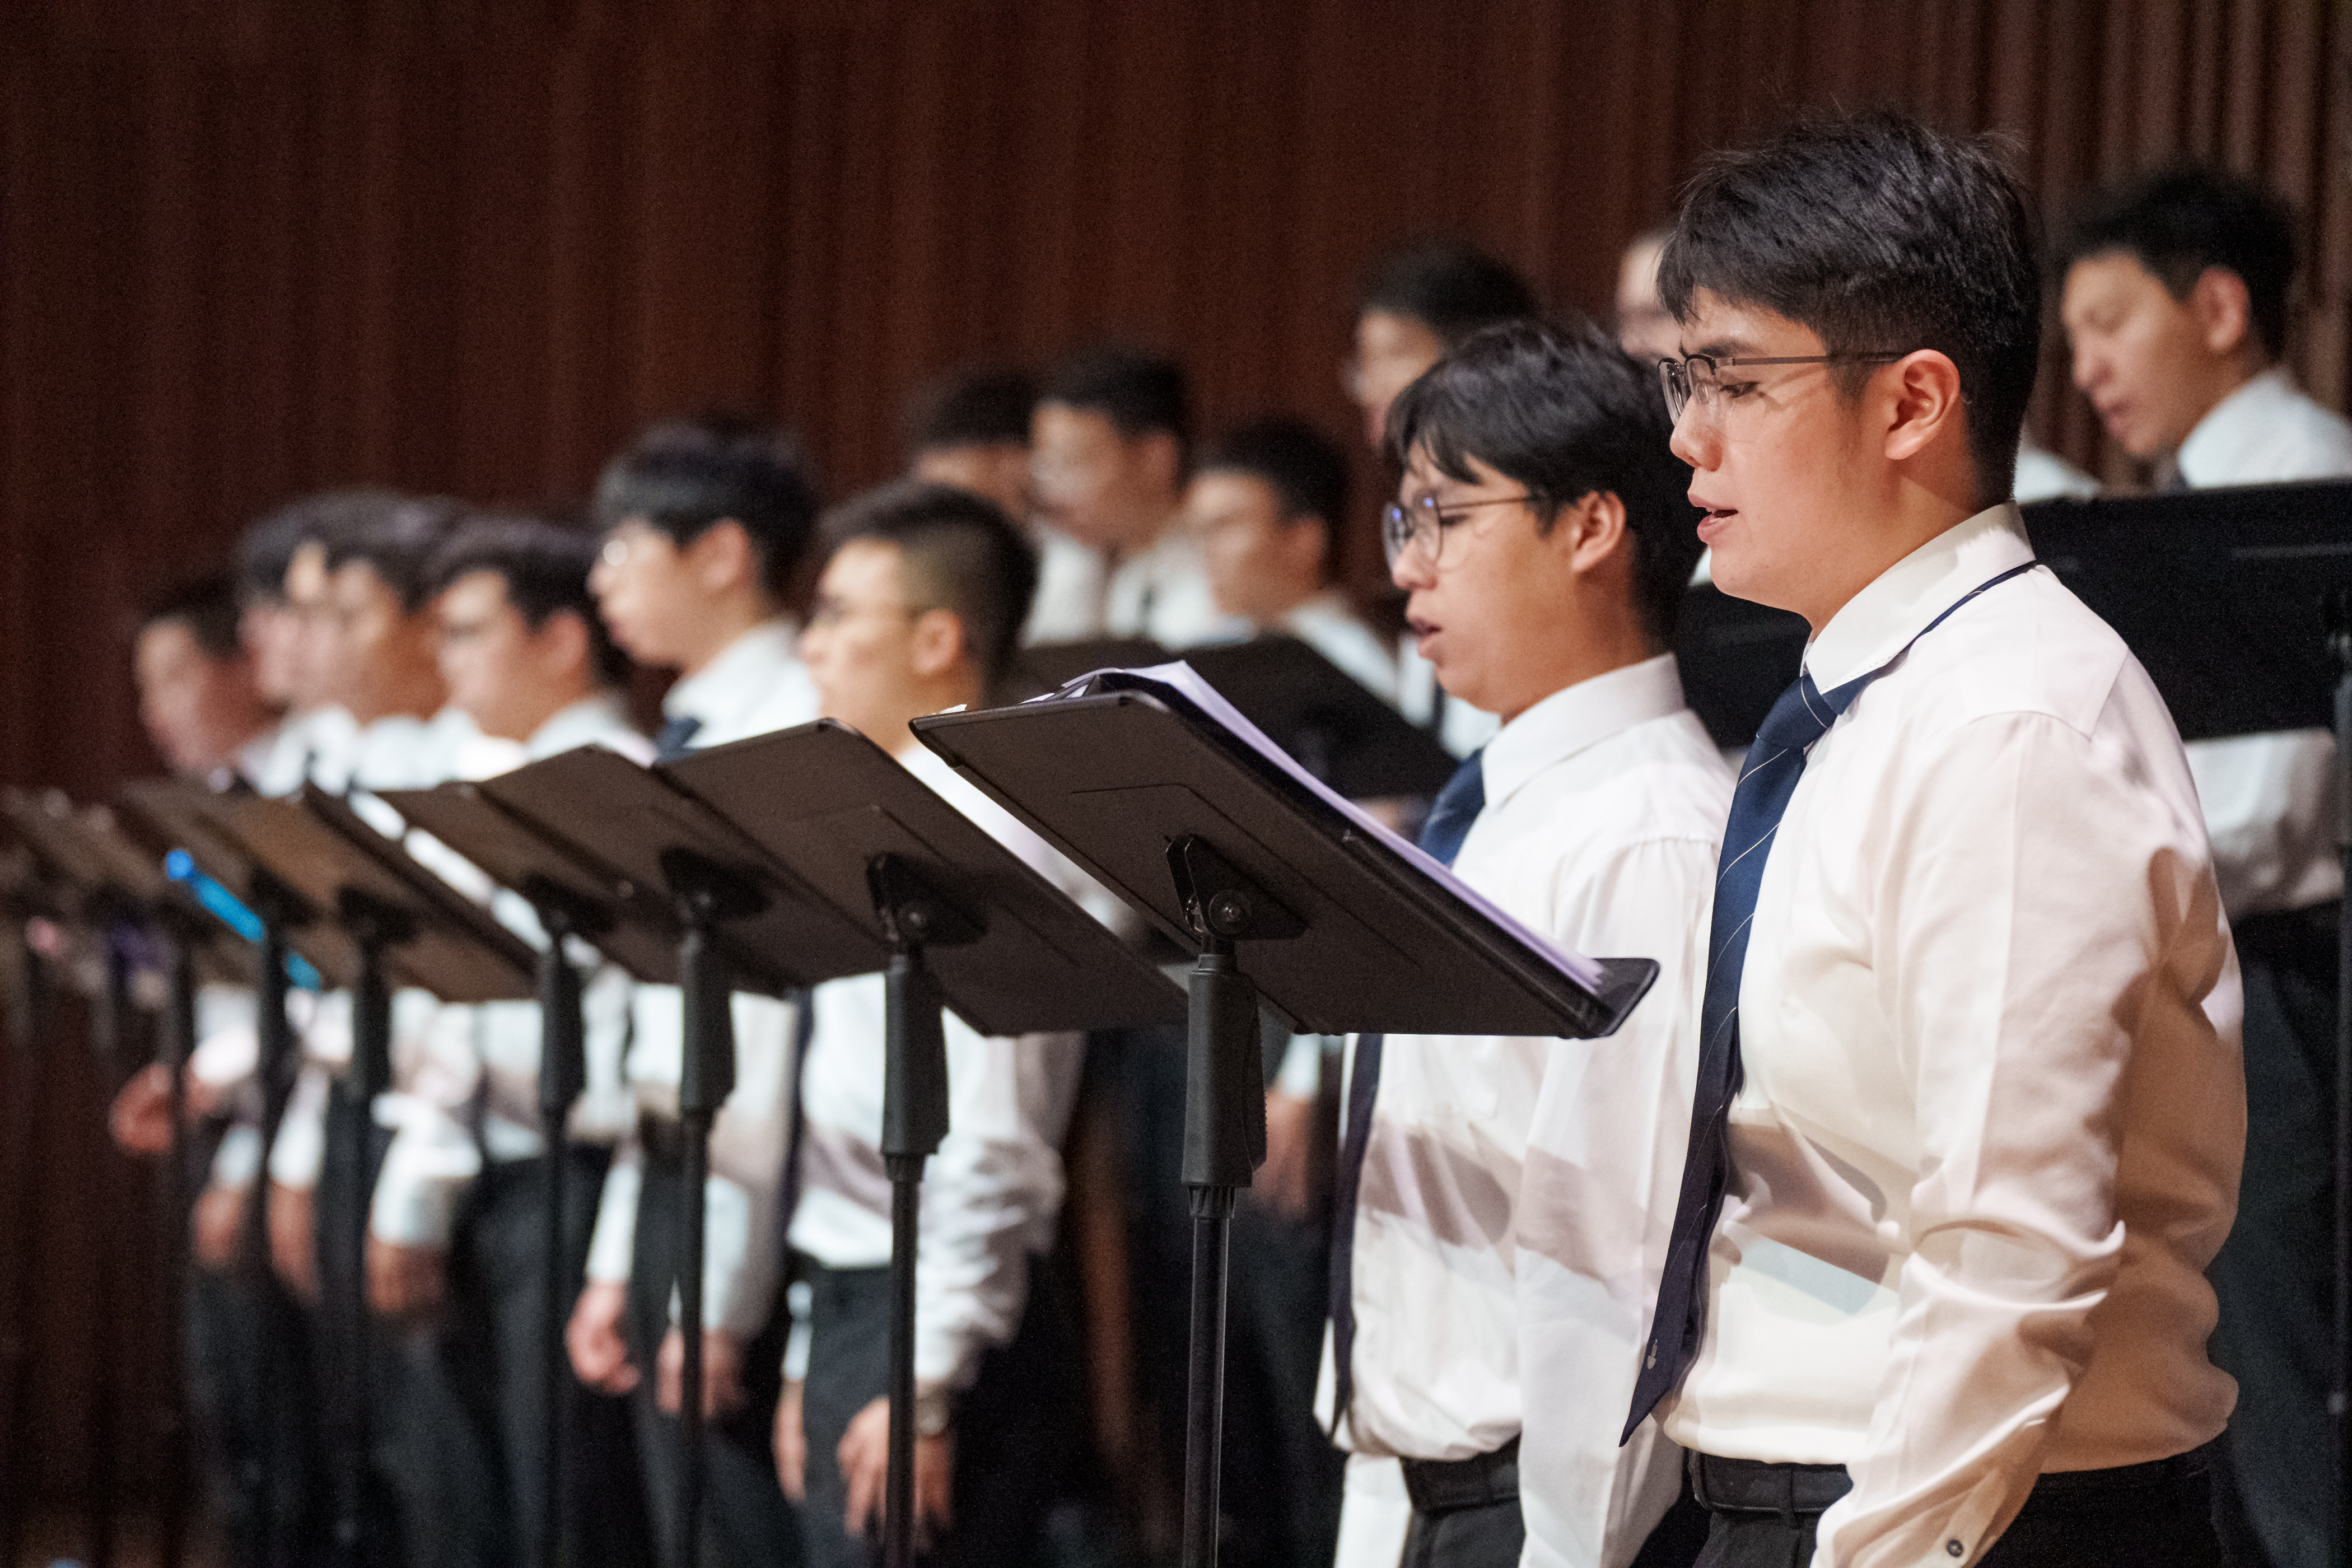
[0,787,168,1567]
[377,776,682,1568]
[1676,479,2352,1560]
[460,744,883,1568]
[661,720,1186,1568]
[12,789,255,1568]
[124,778,346,1568]
[912,671,1655,1568]
[222,785,537,1568]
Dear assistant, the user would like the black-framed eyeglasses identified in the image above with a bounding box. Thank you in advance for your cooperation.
[1382,492,1534,568]
[1658,351,1914,422]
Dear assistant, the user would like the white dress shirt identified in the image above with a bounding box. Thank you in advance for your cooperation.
[367,693,652,1248]
[584,625,820,1337]
[659,618,818,750]
[786,742,1089,1392]
[1017,521,1248,651]
[1658,504,2243,1568]
[2171,367,2352,920]
[1277,590,1402,705]
[264,708,478,1193]
[1316,655,1732,1568]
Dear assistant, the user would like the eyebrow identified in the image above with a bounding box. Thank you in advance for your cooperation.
[1686,337,1754,359]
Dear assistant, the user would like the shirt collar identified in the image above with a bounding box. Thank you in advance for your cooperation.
[1803,502,2034,691]
[662,618,800,729]
[1278,589,1354,635]
[2177,366,2295,487]
[527,691,638,760]
[1479,652,1688,810]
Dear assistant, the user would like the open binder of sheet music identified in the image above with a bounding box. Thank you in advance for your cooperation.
[1033,659,1606,995]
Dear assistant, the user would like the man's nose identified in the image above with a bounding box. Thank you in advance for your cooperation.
[1668,408,1715,470]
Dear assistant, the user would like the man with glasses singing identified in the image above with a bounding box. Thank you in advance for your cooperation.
[1320,318,1729,1568]
[1628,113,2239,1567]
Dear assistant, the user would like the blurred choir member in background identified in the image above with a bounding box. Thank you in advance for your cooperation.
[354,517,657,1568]
[132,576,282,787]
[1189,417,1399,703]
[572,414,819,1568]
[904,365,1040,527]
[265,494,527,1568]
[1611,231,1679,367]
[1345,244,1541,759]
[1025,343,1243,650]
[234,499,346,797]
[781,482,1093,1566]
[1323,320,1725,1568]
[2059,164,2352,1568]
[112,558,302,1559]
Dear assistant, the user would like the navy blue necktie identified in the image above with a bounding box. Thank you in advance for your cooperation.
[1622,559,2038,1440]
[1328,748,1484,1434]
[653,715,703,763]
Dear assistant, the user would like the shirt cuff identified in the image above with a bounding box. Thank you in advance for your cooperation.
[584,1155,641,1285]
[267,1068,329,1190]
[211,1123,263,1189]
[367,1096,483,1248]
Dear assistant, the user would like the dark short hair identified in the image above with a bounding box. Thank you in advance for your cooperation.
[141,575,244,660]
[1387,319,1704,651]
[427,515,631,689]
[1040,344,1190,451]
[593,413,822,600]
[2056,163,2297,361]
[820,480,1040,684]
[903,367,1038,457]
[1660,109,2041,502]
[1194,418,1350,584]
[321,492,466,613]
[1359,244,1541,348]
[233,505,313,608]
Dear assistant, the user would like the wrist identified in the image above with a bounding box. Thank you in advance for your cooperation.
[913,1382,954,1438]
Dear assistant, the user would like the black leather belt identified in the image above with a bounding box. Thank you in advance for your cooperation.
[638,1111,685,1169]
[1399,1438,1519,1516]
[1691,1437,2222,1518]
[1688,1452,1853,1516]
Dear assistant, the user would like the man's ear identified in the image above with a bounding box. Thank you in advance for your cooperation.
[908,606,967,680]
[1284,516,1333,586]
[535,608,592,683]
[1558,492,1630,575]
[1878,350,1967,465]
[2191,265,2256,360]
[1135,430,1183,497]
[689,519,758,596]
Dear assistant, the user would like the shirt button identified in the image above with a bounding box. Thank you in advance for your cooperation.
[1946,1541,1964,1557]
[1876,1220,1902,1247]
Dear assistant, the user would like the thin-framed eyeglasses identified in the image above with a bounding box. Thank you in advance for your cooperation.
[1382,492,1534,568]
[1658,351,1914,422]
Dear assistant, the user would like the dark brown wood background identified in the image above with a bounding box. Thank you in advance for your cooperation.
[1,0,2346,1528]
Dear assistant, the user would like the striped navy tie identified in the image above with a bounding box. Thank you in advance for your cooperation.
[1622,558,2038,1440]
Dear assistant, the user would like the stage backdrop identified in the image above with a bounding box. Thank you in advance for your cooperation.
[0,0,2345,1520]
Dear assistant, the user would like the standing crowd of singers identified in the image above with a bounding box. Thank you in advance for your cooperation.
[108,108,2352,1568]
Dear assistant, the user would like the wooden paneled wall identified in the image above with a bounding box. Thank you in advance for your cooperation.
[3,0,2345,799]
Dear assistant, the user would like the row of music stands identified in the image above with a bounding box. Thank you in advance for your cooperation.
[90,669,1641,1568]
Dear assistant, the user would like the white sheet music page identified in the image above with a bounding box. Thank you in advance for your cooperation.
[1040,659,1606,994]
